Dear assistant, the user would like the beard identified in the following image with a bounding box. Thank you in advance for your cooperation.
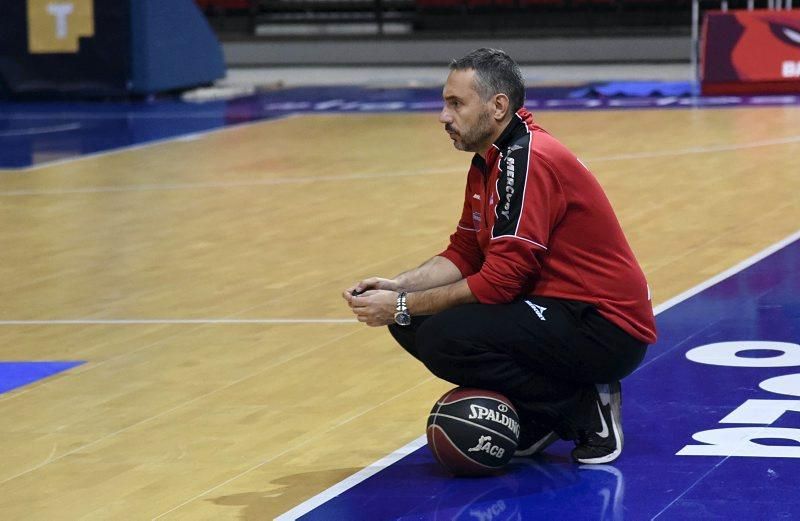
[446,108,494,152]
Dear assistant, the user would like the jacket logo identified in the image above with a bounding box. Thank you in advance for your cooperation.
[499,156,515,220]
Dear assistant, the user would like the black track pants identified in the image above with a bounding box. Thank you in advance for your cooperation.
[388,296,647,440]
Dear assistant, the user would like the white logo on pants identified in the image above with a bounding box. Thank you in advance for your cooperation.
[525,301,547,321]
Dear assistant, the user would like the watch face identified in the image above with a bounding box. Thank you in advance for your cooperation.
[395,312,411,326]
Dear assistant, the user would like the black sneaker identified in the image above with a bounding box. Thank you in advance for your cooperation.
[571,382,623,464]
[514,421,559,457]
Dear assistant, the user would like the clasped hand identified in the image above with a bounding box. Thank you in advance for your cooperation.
[342,277,400,327]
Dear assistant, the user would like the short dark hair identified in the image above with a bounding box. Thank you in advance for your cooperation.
[450,48,525,112]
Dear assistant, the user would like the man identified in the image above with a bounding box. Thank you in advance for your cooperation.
[343,48,656,464]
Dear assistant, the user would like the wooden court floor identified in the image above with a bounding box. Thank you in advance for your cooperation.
[1,106,799,519]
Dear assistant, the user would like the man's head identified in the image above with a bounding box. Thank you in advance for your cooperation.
[439,48,525,154]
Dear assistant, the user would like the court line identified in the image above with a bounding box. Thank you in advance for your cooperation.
[2,133,797,196]
[0,234,440,407]
[1,113,299,174]
[0,167,464,197]
[275,435,429,521]
[0,123,82,137]
[587,134,800,163]
[650,455,731,520]
[151,376,436,520]
[274,227,800,521]
[2,112,247,119]
[0,318,356,326]
[0,327,363,487]
[652,228,800,316]
[640,199,798,291]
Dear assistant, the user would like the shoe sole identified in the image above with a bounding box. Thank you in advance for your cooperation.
[575,382,623,465]
[514,431,559,457]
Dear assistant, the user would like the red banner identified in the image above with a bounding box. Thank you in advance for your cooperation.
[701,9,800,95]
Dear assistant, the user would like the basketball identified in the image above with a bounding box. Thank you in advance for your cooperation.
[426,387,520,476]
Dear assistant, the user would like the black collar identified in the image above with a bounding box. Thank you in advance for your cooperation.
[492,111,529,151]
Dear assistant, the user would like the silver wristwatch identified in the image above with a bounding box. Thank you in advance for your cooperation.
[394,291,411,326]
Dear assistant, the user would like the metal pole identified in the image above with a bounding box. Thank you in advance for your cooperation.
[747,0,754,10]
[722,0,728,11]
[691,0,701,97]
[375,0,384,36]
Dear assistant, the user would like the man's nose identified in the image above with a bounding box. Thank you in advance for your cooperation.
[439,107,452,124]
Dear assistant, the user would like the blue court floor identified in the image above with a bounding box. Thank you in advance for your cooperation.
[280,233,800,520]
[0,361,84,395]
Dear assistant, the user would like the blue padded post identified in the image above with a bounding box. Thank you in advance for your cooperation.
[129,0,226,95]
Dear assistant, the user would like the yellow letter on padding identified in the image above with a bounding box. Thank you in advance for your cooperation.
[27,0,95,54]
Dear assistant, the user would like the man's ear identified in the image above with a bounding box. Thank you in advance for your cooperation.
[493,94,511,121]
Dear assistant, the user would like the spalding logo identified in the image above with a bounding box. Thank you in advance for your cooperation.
[467,435,505,459]
[468,404,520,437]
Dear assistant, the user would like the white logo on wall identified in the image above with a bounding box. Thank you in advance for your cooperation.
[47,2,75,39]
[781,26,800,44]
[467,435,505,459]
[782,61,800,79]
[678,341,800,458]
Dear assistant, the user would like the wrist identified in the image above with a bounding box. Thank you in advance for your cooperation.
[393,291,411,326]
[392,276,406,292]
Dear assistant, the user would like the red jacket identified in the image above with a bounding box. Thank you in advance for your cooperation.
[439,108,657,344]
